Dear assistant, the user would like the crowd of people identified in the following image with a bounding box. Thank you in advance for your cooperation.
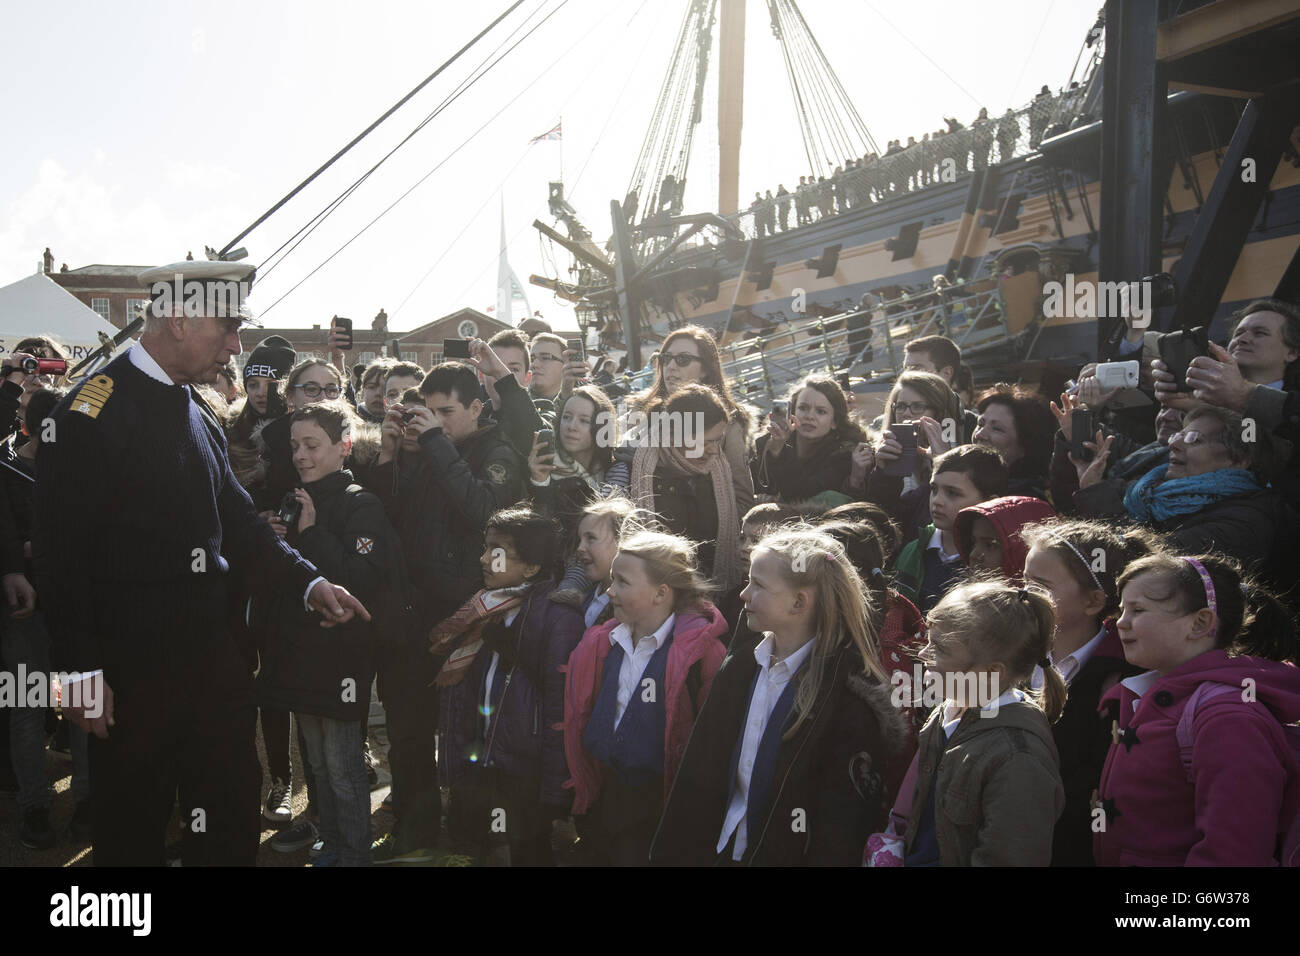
[3,286,1300,868]
[745,84,1089,237]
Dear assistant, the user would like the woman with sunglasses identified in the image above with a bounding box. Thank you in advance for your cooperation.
[626,326,755,521]
[1070,403,1290,580]
[1,338,71,443]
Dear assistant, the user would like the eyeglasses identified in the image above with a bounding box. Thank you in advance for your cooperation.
[1170,429,1225,447]
[658,352,702,368]
[894,401,934,417]
[531,353,563,364]
[291,382,341,399]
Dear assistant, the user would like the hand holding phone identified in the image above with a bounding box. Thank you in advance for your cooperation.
[1071,409,1094,463]
[331,316,353,352]
[879,423,917,477]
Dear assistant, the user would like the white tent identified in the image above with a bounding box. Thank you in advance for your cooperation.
[0,271,119,365]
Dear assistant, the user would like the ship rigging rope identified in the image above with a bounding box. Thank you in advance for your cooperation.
[258,0,597,318]
[256,0,559,285]
[768,2,818,175]
[788,0,878,155]
[861,1,984,110]
[772,0,834,172]
[783,1,855,165]
[217,0,528,258]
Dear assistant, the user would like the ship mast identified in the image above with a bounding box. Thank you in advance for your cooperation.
[717,0,746,216]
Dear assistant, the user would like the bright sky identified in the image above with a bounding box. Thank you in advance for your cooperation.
[1,0,1103,333]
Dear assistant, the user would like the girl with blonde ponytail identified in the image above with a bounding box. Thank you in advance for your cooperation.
[651,526,905,866]
[900,581,1066,866]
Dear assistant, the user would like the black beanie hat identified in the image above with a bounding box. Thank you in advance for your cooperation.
[244,335,296,380]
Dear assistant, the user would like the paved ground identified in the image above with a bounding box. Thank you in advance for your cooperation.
[0,713,396,867]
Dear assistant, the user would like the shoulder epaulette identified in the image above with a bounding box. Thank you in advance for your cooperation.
[69,375,115,420]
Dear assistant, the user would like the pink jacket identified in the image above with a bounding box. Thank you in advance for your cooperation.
[1094,649,1300,866]
[561,603,728,815]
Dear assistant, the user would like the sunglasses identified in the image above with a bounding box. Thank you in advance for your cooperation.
[291,382,341,399]
[658,352,703,368]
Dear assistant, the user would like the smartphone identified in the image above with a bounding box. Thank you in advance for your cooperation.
[278,491,303,528]
[332,316,353,351]
[401,410,417,424]
[770,400,788,422]
[1157,327,1210,393]
[536,428,554,455]
[880,422,917,477]
[443,338,471,359]
[837,372,851,392]
[566,338,585,363]
[1071,409,1094,463]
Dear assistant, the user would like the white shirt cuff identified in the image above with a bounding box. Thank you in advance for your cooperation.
[530,475,552,487]
[304,576,326,610]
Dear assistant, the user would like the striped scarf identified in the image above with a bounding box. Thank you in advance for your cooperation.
[429,586,527,687]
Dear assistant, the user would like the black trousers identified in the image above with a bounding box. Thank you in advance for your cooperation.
[89,585,261,867]
[376,638,439,848]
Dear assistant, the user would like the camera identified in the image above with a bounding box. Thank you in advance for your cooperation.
[278,492,303,529]
[1093,360,1139,390]
[4,357,67,376]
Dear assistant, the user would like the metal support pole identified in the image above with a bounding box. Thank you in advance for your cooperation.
[610,199,643,370]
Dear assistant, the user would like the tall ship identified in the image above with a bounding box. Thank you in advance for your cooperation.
[528,0,1300,404]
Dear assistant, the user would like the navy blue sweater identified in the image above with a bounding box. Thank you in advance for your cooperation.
[33,350,319,673]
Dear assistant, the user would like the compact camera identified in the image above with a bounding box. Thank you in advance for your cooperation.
[278,492,303,528]
[1093,360,1139,390]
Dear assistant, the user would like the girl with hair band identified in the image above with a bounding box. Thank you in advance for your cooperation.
[1018,519,1155,866]
[572,498,652,630]
[527,386,631,607]
[651,527,904,865]
[1094,552,1300,866]
[625,324,755,521]
[900,582,1065,866]
[563,530,728,865]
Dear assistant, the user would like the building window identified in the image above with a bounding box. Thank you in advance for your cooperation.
[91,298,110,323]
[401,350,418,363]
[125,298,147,323]
[359,351,376,365]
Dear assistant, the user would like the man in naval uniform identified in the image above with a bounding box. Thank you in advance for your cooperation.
[33,258,370,866]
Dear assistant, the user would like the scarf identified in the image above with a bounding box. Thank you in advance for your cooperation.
[548,448,605,495]
[429,586,528,687]
[1123,464,1261,524]
[630,443,740,590]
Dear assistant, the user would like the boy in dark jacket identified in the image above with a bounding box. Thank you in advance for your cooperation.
[253,402,399,866]
[432,508,584,865]
[368,362,526,863]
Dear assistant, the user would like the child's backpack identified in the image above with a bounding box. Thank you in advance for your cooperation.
[1177,682,1300,866]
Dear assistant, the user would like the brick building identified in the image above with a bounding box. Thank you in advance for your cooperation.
[43,249,152,332]
[239,307,514,371]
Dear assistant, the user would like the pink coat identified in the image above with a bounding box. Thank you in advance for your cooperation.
[561,603,728,815]
[1094,649,1300,866]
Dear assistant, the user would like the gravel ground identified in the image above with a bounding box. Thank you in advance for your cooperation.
[0,715,395,867]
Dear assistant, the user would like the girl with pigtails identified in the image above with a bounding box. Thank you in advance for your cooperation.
[650,527,904,866]
[898,582,1066,866]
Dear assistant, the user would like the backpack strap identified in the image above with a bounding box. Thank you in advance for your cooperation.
[1175,682,1241,783]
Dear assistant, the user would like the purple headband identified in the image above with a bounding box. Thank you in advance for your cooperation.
[1183,557,1217,616]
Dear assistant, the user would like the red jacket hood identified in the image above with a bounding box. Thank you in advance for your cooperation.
[955,495,1057,580]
